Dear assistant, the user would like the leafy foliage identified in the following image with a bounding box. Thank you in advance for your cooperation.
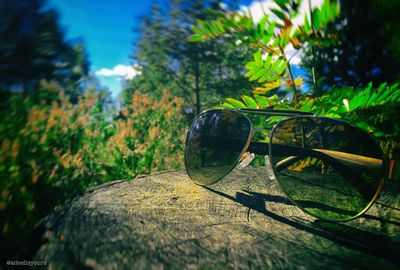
[244,51,287,83]
[190,0,340,102]
[223,94,279,109]
[1,0,399,262]
[307,83,400,142]
[0,83,186,258]
[223,83,400,153]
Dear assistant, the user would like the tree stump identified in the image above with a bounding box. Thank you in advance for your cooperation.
[35,167,400,269]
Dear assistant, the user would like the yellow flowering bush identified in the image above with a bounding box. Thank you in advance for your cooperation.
[0,83,187,254]
[106,91,186,179]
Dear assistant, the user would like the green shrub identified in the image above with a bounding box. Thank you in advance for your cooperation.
[0,83,186,256]
[223,83,400,157]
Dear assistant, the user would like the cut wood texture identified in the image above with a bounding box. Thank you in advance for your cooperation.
[35,167,400,269]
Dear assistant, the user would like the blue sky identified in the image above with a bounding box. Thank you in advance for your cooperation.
[47,0,261,97]
[48,0,308,97]
[49,0,155,97]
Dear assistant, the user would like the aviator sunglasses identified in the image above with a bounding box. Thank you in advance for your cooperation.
[184,108,396,222]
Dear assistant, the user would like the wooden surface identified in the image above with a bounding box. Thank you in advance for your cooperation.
[35,167,400,269]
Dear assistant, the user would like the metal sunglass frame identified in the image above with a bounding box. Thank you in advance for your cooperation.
[184,108,387,221]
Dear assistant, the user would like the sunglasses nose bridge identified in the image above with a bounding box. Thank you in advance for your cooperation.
[243,127,277,181]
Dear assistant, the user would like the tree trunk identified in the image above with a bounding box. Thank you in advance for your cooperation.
[35,167,400,269]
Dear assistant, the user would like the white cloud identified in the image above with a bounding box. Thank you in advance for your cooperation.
[239,1,275,23]
[95,64,141,80]
[242,0,324,24]
[241,0,324,64]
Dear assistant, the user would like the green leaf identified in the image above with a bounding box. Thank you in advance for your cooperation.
[244,61,257,69]
[204,22,215,35]
[271,8,286,21]
[270,58,283,73]
[322,0,330,24]
[262,34,273,44]
[222,102,235,108]
[274,0,290,11]
[213,20,225,33]
[263,55,272,69]
[373,131,385,138]
[253,51,262,65]
[196,20,208,34]
[241,95,258,108]
[290,9,300,20]
[254,95,269,108]
[245,50,288,83]
[276,61,288,75]
[258,70,273,83]
[329,2,340,19]
[225,98,246,108]
[238,16,251,29]
[192,26,203,36]
[323,113,341,119]
[266,22,276,36]
[355,121,375,133]
[189,35,202,42]
[261,22,276,44]
[303,14,311,33]
[269,94,279,104]
[244,67,257,78]
[259,15,269,32]
[312,9,322,29]
[256,15,269,39]
[223,15,237,29]
[249,68,266,81]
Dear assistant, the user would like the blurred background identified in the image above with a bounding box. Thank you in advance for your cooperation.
[1,0,399,261]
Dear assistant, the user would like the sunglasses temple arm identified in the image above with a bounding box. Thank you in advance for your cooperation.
[245,141,385,169]
[247,141,397,184]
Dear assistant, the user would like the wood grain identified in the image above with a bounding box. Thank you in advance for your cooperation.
[35,167,400,269]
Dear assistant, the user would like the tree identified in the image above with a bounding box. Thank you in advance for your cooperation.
[302,0,400,89]
[0,0,89,97]
[189,0,339,103]
[126,0,252,114]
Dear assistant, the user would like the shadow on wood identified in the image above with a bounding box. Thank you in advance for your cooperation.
[35,167,400,269]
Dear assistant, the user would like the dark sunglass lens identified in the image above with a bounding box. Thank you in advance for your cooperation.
[270,117,384,221]
[185,110,252,185]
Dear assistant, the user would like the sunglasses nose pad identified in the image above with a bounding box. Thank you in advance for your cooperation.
[236,152,255,170]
